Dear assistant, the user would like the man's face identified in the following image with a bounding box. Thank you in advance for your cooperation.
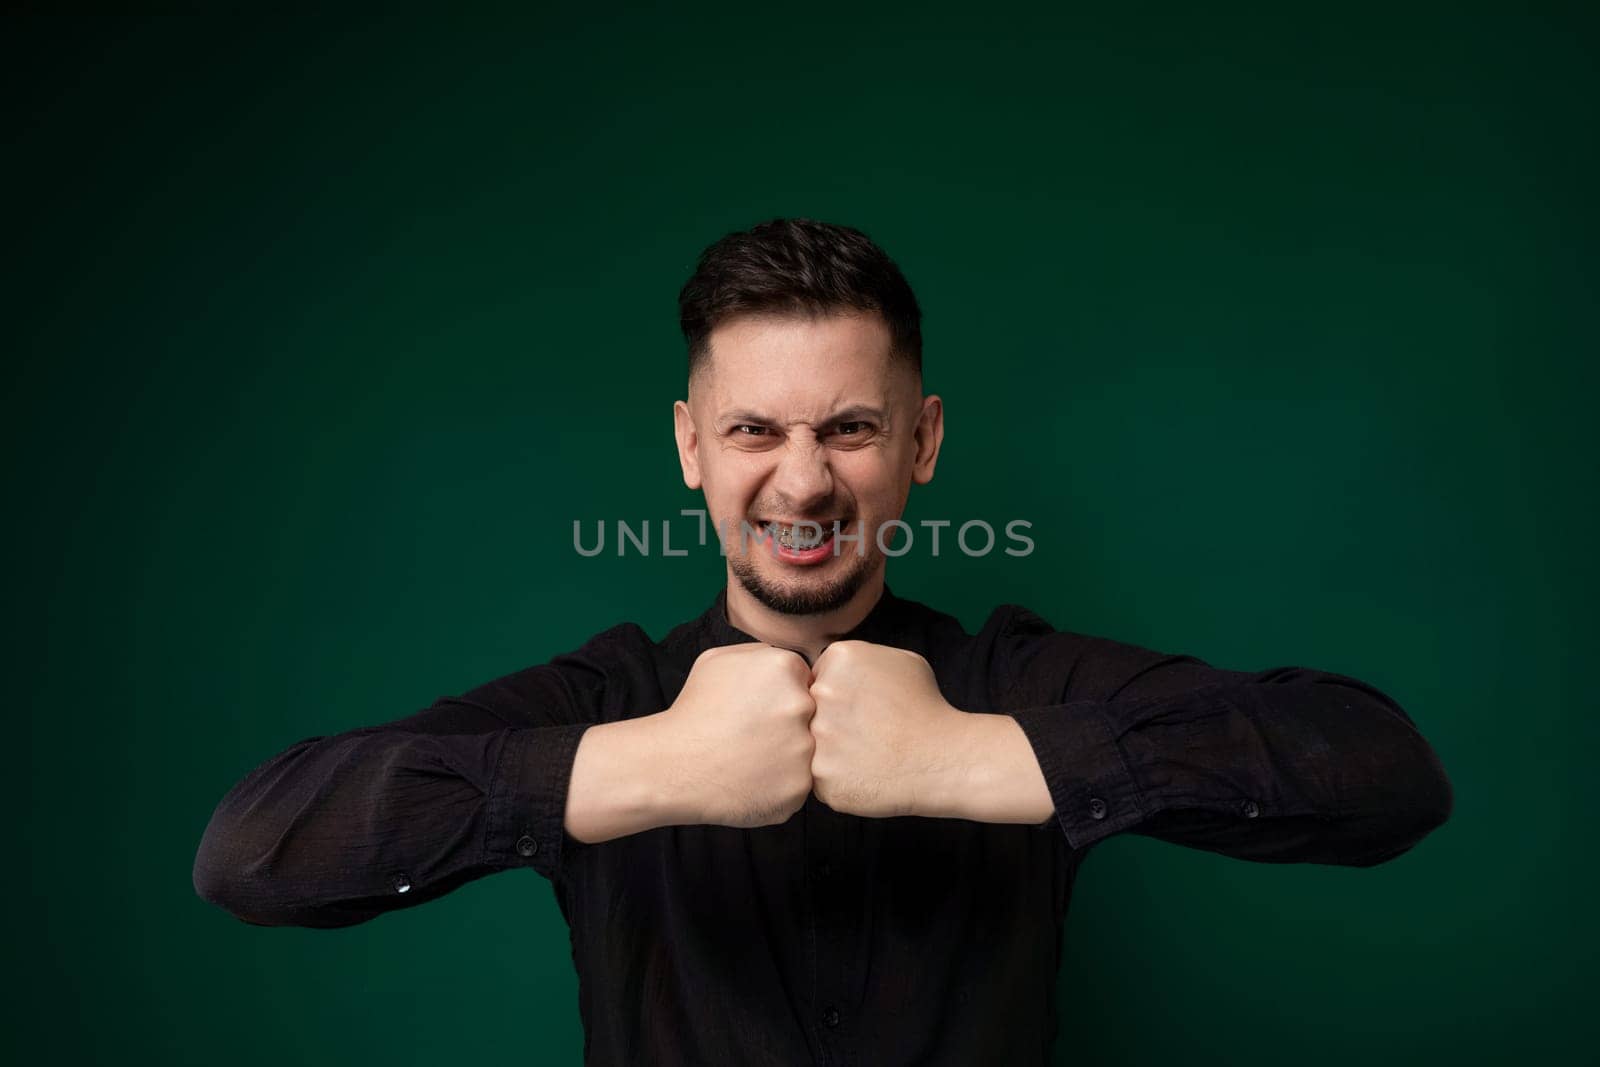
[673,311,943,615]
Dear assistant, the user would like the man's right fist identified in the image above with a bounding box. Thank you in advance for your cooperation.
[657,643,817,828]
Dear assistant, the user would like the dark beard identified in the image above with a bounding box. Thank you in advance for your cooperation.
[727,549,879,616]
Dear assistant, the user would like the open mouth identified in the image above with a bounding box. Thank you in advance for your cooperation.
[758,519,838,549]
[753,517,851,561]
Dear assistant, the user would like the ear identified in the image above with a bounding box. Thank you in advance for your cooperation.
[673,399,702,490]
[910,394,944,485]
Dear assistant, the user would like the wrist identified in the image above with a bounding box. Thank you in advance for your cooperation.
[911,705,986,820]
[565,712,686,843]
[631,709,701,828]
[919,710,1054,824]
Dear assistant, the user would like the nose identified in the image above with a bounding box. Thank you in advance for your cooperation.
[770,435,835,513]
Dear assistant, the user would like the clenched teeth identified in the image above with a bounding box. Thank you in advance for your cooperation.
[759,520,840,549]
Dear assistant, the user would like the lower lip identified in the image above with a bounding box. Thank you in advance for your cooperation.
[760,525,840,566]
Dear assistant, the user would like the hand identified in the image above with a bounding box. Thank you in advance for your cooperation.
[807,640,969,818]
[656,644,817,828]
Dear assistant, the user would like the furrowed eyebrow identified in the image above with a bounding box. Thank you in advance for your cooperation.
[825,405,888,426]
[716,405,889,428]
[718,411,778,426]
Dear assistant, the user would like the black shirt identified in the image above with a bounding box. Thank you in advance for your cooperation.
[193,583,1453,1065]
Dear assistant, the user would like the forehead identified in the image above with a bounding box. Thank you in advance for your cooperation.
[694,312,905,418]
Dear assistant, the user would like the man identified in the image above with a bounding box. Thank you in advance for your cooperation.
[193,218,1454,1065]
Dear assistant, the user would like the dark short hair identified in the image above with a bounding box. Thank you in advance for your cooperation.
[678,218,922,381]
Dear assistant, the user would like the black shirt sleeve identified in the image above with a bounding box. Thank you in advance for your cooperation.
[192,646,611,929]
[998,607,1454,867]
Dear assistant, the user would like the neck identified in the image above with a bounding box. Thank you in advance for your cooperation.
[723,568,887,664]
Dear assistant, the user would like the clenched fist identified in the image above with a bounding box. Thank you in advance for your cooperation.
[807,640,968,818]
[657,643,817,828]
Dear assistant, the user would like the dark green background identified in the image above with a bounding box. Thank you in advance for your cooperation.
[6,7,1593,1065]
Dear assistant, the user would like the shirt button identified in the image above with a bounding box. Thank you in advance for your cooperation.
[393,873,412,894]
[1088,797,1107,820]
[515,834,539,857]
[822,1007,841,1028]
[1241,799,1260,819]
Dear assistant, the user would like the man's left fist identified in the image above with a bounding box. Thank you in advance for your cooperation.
[807,640,968,818]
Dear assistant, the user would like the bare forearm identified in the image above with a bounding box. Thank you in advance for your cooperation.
[564,714,685,844]
[921,712,1055,824]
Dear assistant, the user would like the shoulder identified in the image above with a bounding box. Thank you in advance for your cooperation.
[450,620,656,726]
[970,603,1188,706]
[971,603,1080,700]
[548,621,656,683]
[970,601,1080,660]
[885,595,1076,706]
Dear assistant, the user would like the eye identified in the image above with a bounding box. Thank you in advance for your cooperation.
[836,422,867,435]
[732,425,769,436]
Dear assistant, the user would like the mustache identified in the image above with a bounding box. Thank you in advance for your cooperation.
[746,513,856,525]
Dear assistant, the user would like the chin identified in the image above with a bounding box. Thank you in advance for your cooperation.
[728,552,879,616]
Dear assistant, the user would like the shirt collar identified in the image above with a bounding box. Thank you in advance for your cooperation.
[696,581,910,658]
